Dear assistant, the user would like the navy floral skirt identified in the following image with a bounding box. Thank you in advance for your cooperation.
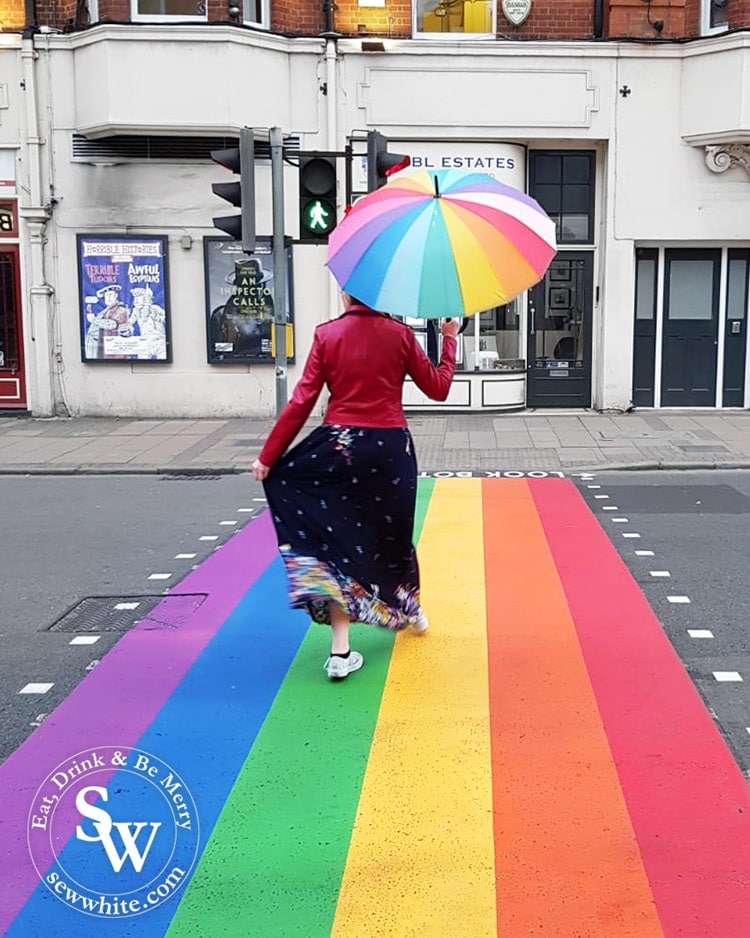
[263,425,422,630]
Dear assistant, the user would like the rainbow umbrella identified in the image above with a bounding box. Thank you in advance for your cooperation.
[326,168,557,319]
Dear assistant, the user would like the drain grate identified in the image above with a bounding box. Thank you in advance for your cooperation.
[159,474,224,481]
[48,594,208,633]
[677,445,729,453]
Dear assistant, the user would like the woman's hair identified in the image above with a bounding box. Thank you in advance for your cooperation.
[343,292,366,307]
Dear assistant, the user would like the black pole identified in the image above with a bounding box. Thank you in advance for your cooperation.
[593,0,603,38]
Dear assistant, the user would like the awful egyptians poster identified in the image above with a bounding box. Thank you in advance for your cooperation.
[76,235,171,363]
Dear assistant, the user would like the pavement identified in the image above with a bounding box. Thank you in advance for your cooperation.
[1,409,750,474]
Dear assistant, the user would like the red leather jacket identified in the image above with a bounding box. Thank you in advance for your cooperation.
[258,305,456,467]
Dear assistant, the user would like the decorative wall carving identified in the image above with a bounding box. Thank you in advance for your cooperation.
[705,144,750,178]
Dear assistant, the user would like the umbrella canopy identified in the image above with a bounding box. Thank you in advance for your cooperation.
[326,168,557,319]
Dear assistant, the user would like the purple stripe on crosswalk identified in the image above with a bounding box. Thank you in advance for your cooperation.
[0,512,276,932]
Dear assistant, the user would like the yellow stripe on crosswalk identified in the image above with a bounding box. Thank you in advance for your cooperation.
[331,479,497,937]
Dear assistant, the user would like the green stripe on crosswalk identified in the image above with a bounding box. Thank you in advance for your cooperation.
[166,478,435,938]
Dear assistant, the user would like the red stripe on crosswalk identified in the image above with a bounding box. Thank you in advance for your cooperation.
[530,479,750,937]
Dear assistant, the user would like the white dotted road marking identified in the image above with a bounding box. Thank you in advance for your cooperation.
[199,535,219,541]
[175,553,197,559]
[635,550,655,556]
[594,494,609,499]
[667,595,691,604]
[587,484,601,489]
[688,629,714,638]
[148,573,172,581]
[220,520,238,526]
[713,671,743,682]
[114,602,141,610]
[622,532,641,539]
[69,636,100,645]
[19,683,54,694]
[649,571,671,578]
[602,506,619,511]
[611,518,629,523]
[252,497,267,502]
[237,508,254,512]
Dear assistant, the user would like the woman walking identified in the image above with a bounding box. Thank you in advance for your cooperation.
[252,295,458,680]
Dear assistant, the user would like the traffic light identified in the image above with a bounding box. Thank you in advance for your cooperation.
[366,131,411,191]
[298,155,337,242]
[210,127,255,253]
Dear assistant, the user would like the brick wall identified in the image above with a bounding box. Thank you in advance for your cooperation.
[730,0,750,28]
[28,0,750,39]
[333,0,412,39]
[607,0,687,39]
[272,0,324,35]
[500,0,593,39]
[1,0,26,28]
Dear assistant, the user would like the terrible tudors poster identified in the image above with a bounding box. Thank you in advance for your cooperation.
[203,237,295,365]
[76,235,171,363]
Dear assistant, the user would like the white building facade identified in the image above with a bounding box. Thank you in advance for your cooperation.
[1,23,749,417]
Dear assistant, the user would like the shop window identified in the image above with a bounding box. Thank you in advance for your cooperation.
[702,0,729,33]
[414,0,495,35]
[456,302,522,372]
[529,151,595,245]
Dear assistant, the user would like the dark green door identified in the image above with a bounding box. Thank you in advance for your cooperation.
[661,249,719,407]
[722,250,749,407]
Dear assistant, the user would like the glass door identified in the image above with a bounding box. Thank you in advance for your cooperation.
[526,253,593,408]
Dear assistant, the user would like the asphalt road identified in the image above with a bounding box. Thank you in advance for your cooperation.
[1,470,749,782]
[574,469,750,779]
[0,474,265,761]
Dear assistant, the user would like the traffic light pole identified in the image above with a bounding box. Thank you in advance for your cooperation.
[270,126,288,416]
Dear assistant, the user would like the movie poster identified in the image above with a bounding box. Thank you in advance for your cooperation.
[76,235,171,363]
[203,237,294,365]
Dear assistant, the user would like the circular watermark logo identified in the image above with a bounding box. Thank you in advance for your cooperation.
[27,746,200,918]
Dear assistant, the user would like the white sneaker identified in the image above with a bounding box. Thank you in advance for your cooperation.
[324,651,364,680]
[410,611,429,634]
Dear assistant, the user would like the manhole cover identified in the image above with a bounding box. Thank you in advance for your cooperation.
[48,593,208,633]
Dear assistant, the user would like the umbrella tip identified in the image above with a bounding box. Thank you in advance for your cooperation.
[433,175,440,198]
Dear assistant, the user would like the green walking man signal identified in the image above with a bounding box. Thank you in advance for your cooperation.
[302,198,335,234]
[298,155,337,242]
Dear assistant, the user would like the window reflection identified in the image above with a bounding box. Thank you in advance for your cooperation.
[416,0,494,33]
[456,302,522,371]
[710,0,729,29]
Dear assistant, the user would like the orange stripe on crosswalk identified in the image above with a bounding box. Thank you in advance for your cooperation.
[482,479,664,936]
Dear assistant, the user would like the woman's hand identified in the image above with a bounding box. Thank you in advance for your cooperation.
[441,317,460,338]
[252,459,270,482]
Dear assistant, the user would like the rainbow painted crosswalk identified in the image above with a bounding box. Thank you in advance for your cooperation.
[1,479,748,937]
